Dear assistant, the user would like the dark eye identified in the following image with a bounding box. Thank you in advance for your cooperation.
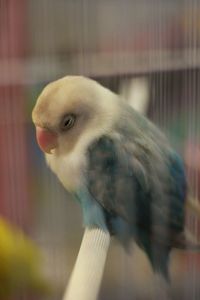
[60,114,76,131]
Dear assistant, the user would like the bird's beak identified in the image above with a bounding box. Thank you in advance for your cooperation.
[36,127,58,154]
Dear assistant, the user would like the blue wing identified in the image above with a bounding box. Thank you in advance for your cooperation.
[86,136,150,231]
[81,135,187,278]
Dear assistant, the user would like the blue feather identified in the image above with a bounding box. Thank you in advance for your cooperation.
[75,188,108,231]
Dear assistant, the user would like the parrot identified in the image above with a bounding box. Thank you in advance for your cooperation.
[0,216,50,298]
[32,75,198,280]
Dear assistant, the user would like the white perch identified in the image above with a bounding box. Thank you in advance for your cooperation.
[63,228,111,300]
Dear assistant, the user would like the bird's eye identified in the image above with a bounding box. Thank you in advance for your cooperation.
[60,114,76,131]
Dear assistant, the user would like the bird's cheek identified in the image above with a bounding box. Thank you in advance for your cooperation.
[36,127,58,154]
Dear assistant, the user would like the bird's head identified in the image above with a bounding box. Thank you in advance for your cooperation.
[32,76,119,155]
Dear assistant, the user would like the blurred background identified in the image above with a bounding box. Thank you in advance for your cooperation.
[0,0,200,299]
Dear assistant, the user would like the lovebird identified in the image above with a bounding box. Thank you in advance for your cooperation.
[0,217,50,298]
[32,76,197,280]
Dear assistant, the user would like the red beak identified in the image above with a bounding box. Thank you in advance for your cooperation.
[36,127,58,154]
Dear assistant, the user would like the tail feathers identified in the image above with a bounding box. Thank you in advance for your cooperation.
[139,235,171,281]
[150,247,170,281]
[150,234,200,281]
